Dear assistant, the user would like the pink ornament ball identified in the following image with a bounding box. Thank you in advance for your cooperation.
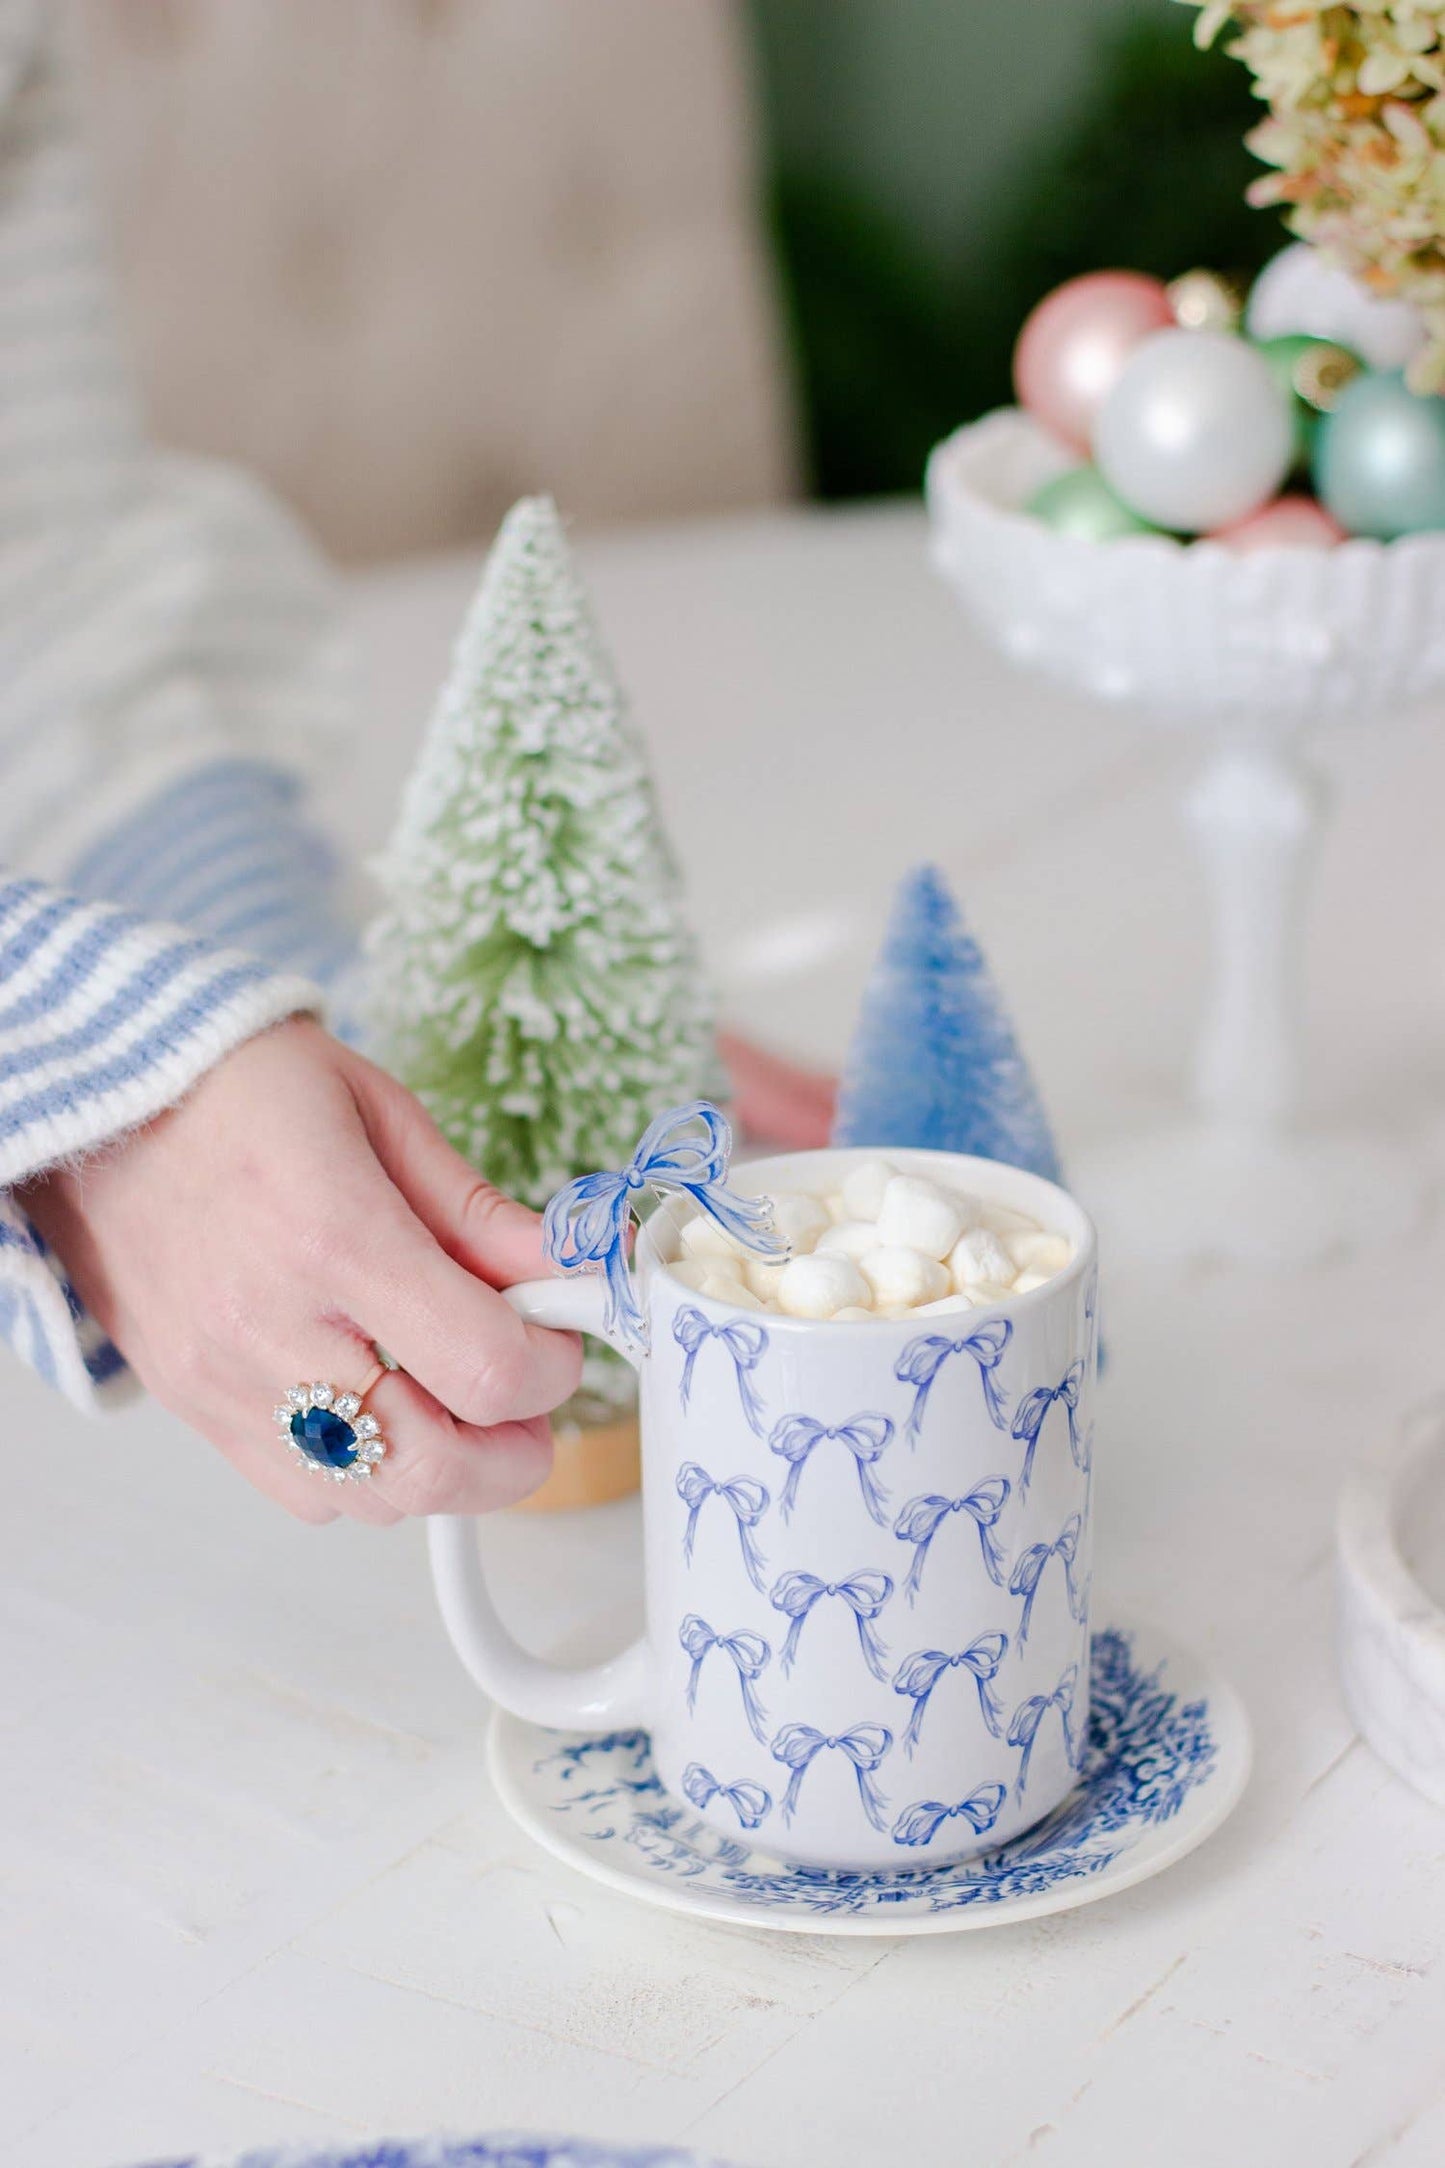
[1014,271,1175,455]
[1211,495,1347,552]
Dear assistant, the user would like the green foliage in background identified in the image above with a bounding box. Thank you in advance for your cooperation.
[748,3,1283,498]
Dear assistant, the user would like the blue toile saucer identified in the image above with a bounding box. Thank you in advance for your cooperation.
[142,2135,740,2168]
[489,1621,1250,1936]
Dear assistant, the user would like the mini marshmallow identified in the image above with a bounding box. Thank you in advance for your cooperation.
[914,1293,976,1316]
[701,1274,764,1310]
[668,1258,713,1291]
[743,1254,790,1301]
[824,1192,851,1223]
[949,1227,1016,1290]
[776,1253,871,1320]
[679,1212,746,1263]
[816,1219,881,1262]
[858,1246,950,1309]
[766,1190,831,1255]
[1012,1271,1051,1294]
[976,1198,1041,1238]
[841,1157,897,1222]
[1004,1231,1072,1278]
[876,1176,964,1261]
[832,1305,876,1322]
[960,1278,1014,1304]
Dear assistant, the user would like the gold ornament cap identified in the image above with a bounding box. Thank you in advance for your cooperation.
[1293,341,1363,413]
[1167,268,1245,335]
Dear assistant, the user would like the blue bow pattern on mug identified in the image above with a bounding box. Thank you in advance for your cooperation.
[892,1631,1009,1754]
[681,1761,773,1831]
[543,1100,785,1351]
[674,1307,770,1437]
[891,1779,1007,1849]
[896,1319,1012,1442]
[770,1569,894,1683]
[1008,1661,1080,1799]
[677,1461,771,1594]
[1009,1512,1088,1646]
[679,1614,772,1743]
[893,1477,1010,1601]
[770,1721,893,1832]
[1011,1358,1087,1494]
[768,1411,895,1528]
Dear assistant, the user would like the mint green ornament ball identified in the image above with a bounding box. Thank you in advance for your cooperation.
[1254,333,1362,468]
[1315,370,1445,538]
[1026,466,1160,541]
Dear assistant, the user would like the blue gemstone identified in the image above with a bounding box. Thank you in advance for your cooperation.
[291,1405,359,1468]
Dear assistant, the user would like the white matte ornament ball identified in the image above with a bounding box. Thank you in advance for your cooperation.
[1246,241,1425,375]
[776,1253,871,1319]
[1094,329,1294,532]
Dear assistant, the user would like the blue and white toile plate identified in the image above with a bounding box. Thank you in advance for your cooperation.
[147,2137,738,2168]
[489,1620,1250,1936]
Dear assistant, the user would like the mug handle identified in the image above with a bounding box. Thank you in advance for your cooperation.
[426,1276,653,1732]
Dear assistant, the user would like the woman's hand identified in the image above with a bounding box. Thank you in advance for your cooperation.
[19,1018,582,1525]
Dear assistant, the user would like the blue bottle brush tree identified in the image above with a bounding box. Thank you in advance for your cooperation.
[833,864,1061,1182]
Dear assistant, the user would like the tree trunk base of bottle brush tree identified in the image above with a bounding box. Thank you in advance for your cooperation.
[511,1405,642,1514]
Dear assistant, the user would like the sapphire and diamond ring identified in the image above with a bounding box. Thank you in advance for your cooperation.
[275,1360,390,1483]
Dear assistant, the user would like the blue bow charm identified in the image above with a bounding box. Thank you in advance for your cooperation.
[543,1101,785,1352]
[768,1411,895,1528]
[770,1569,894,1682]
[1011,1358,1086,1494]
[1007,1661,1080,1798]
[681,1761,773,1831]
[892,1630,1009,1753]
[679,1614,771,1742]
[896,1320,1012,1441]
[674,1308,770,1436]
[891,1780,1007,1849]
[1009,1512,1088,1645]
[770,1721,893,1832]
[893,1477,1010,1601]
[676,1461,770,1594]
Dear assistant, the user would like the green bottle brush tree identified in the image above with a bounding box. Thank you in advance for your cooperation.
[364,494,716,1421]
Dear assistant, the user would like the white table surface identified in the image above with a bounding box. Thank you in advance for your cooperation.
[6,501,1445,2168]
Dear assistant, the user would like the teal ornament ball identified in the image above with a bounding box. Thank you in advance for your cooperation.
[1026,466,1159,541]
[1315,371,1445,539]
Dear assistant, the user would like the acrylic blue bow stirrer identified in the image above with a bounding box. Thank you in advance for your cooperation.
[541,1100,786,1352]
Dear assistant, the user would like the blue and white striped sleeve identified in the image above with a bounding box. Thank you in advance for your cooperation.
[0,4,363,1407]
[0,875,321,1407]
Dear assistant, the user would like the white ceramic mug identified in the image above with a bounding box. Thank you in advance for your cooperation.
[429,1147,1098,1871]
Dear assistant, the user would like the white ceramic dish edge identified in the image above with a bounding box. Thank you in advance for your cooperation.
[1338,1395,1445,1807]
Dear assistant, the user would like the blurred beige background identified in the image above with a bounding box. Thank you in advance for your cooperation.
[75,0,798,563]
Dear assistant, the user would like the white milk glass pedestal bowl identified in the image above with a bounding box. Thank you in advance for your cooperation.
[928,409,1445,1264]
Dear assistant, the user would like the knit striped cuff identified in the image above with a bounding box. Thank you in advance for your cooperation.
[0,873,320,1405]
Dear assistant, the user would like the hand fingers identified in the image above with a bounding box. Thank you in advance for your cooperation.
[347,1054,552,1286]
[362,1367,554,1517]
[249,1350,553,1521]
[719,1030,836,1148]
[330,1192,581,1428]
